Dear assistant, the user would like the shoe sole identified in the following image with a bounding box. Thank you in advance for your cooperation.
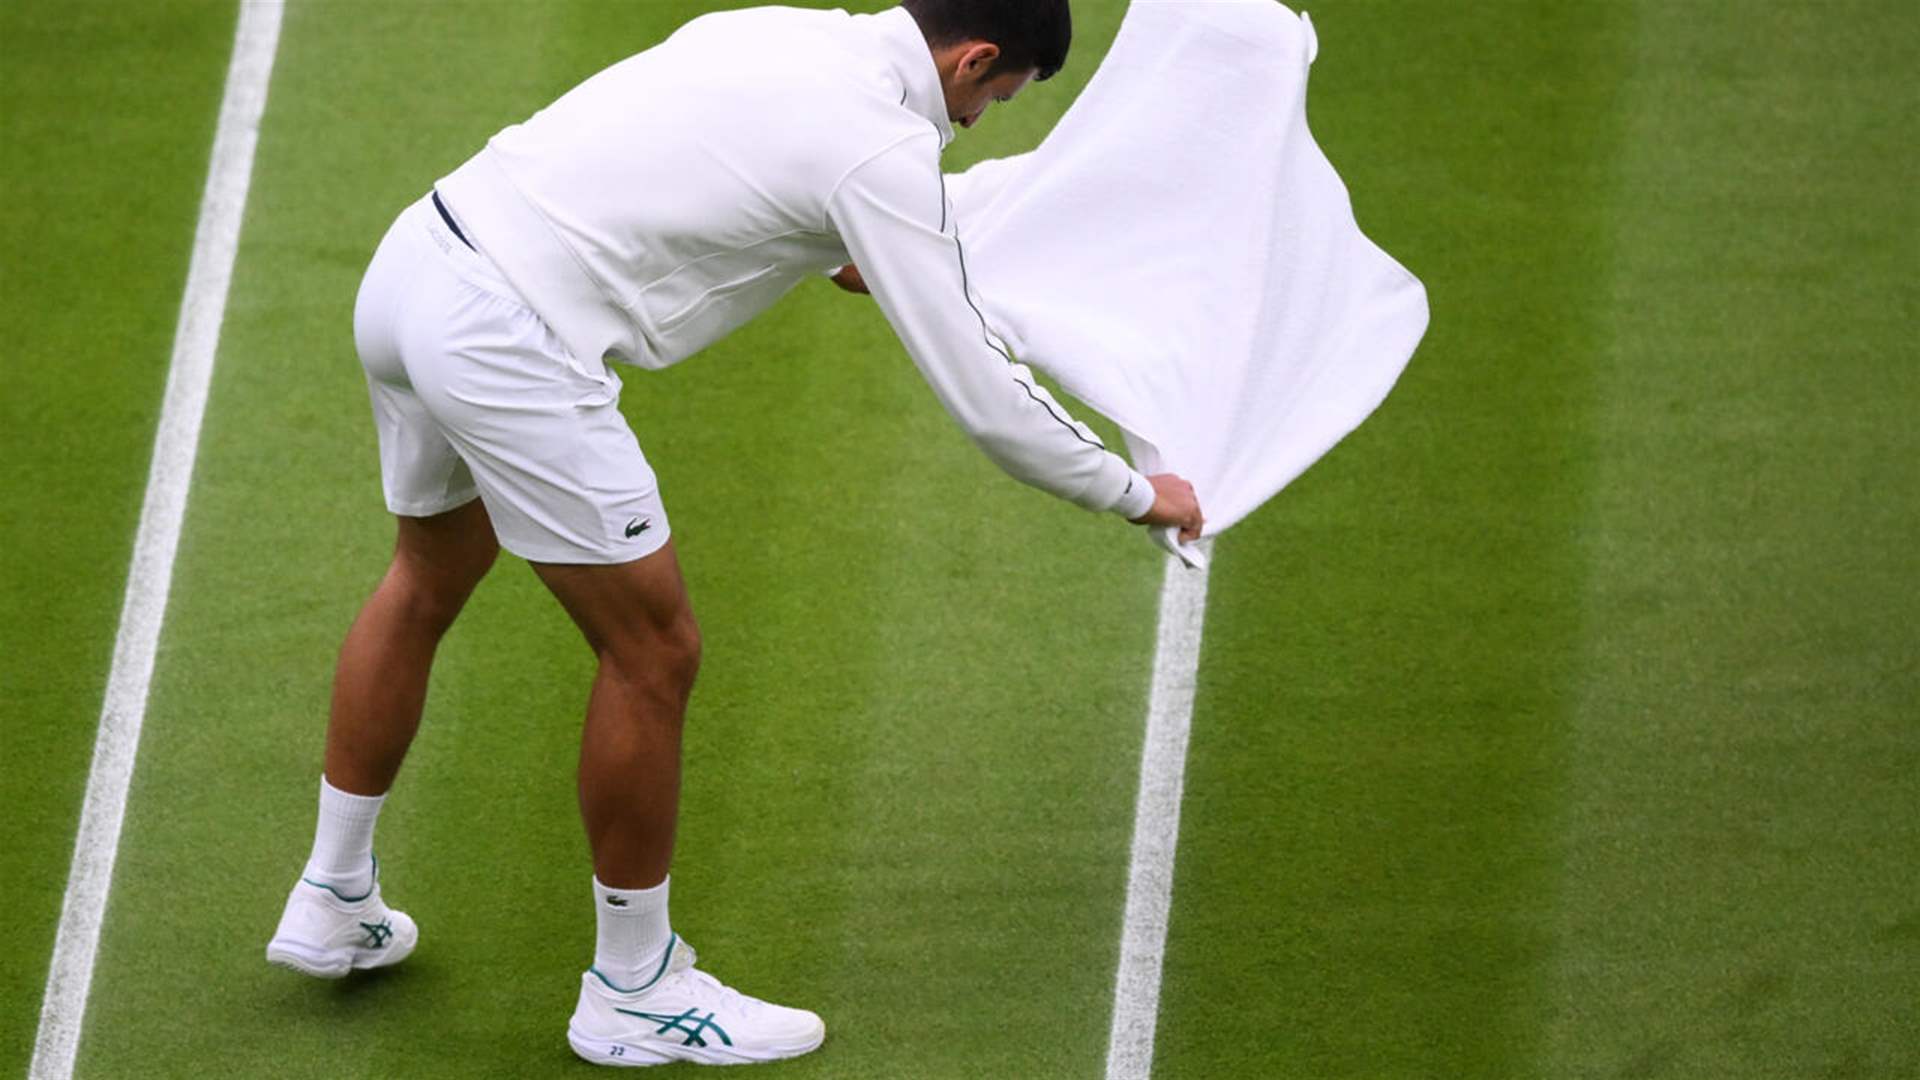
[266,928,416,979]
[566,1024,825,1067]
[266,939,354,978]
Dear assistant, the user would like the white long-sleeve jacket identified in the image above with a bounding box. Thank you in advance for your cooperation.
[434,5,1153,518]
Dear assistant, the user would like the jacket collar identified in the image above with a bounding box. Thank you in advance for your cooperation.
[863,6,955,149]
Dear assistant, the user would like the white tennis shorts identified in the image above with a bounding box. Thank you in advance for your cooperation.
[352,195,669,564]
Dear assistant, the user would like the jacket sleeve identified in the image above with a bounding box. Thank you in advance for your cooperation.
[825,135,1156,520]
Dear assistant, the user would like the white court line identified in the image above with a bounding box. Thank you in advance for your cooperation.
[1104,540,1214,1080]
[28,4,283,1077]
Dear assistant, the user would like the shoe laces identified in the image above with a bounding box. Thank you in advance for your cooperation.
[676,965,761,1017]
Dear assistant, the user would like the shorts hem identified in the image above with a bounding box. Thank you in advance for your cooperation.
[501,523,673,567]
[385,490,481,519]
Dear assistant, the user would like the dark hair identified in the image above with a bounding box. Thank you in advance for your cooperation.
[901,0,1073,81]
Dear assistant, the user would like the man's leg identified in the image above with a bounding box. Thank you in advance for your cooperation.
[539,540,826,1065]
[326,497,500,796]
[530,540,700,891]
[267,498,496,978]
[535,541,695,995]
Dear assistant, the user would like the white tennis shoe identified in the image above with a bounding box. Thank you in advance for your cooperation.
[265,859,417,978]
[567,936,825,1067]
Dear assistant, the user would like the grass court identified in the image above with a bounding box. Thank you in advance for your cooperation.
[2,0,1915,1076]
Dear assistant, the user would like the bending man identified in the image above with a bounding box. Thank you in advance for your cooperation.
[266,0,1203,1067]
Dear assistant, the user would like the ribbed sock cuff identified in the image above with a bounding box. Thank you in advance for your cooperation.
[302,776,385,896]
[592,874,673,992]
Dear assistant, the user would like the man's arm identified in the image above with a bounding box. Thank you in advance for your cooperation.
[825,136,1173,523]
[835,255,1202,534]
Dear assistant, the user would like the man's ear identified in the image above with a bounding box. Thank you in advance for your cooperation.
[955,41,1001,79]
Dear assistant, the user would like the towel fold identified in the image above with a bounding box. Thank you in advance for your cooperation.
[947,0,1429,567]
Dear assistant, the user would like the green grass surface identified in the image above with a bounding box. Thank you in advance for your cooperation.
[4,0,1916,1077]
[0,2,238,1074]
[1542,3,1920,1074]
[1158,2,1628,1072]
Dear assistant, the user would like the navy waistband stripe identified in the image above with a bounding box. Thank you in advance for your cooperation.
[430,190,476,252]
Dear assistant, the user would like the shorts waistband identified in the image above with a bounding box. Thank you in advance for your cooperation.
[406,194,521,303]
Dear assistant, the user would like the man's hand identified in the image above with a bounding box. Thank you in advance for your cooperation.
[1131,473,1204,543]
[830,263,869,294]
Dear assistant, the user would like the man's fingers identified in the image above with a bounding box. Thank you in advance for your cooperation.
[1140,472,1204,540]
[830,264,869,294]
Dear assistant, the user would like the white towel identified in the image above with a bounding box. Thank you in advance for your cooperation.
[946,0,1429,567]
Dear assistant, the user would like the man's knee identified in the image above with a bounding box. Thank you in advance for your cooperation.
[602,608,701,697]
[384,501,498,630]
[380,560,483,634]
[663,610,702,688]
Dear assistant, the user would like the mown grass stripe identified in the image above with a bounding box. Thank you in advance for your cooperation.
[1146,1,1630,1073]
[1544,2,1920,1073]
[1105,543,1213,1080]
[27,4,282,1077]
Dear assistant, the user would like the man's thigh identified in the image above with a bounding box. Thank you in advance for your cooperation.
[390,498,499,597]
[532,540,696,661]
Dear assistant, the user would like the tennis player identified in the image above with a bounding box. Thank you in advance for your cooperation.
[266,0,1203,1066]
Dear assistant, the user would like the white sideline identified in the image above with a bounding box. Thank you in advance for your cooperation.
[28,4,283,1078]
[1104,539,1214,1080]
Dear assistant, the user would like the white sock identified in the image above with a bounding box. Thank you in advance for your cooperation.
[301,776,385,899]
[593,875,674,992]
